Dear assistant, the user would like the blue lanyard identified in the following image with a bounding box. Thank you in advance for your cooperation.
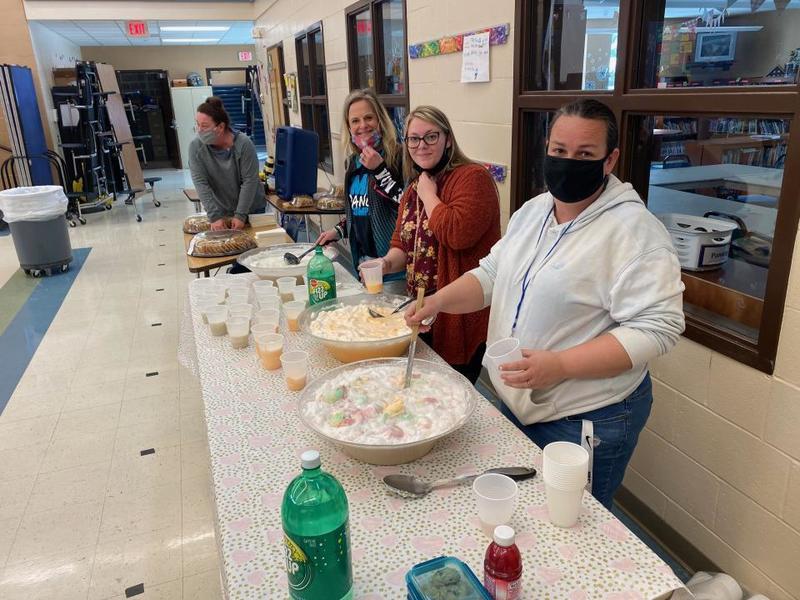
[511,206,574,334]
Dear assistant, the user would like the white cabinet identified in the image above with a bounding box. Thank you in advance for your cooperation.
[170,86,213,169]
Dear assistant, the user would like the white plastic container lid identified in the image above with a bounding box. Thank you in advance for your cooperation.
[493,525,516,547]
[301,450,320,470]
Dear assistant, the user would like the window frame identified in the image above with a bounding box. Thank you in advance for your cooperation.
[295,22,334,173]
[510,0,800,373]
[345,0,409,116]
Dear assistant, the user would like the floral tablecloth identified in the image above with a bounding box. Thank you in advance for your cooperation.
[183,278,684,600]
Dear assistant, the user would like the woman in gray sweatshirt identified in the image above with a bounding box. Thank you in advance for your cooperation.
[189,96,265,230]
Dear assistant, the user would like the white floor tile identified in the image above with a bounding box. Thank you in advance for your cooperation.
[0,415,58,452]
[0,391,66,423]
[52,403,121,440]
[0,547,94,600]
[26,462,110,515]
[0,476,36,520]
[0,444,48,482]
[180,518,219,578]
[40,429,116,473]
[98,483,181,544]
[182,569,222,600]
[106,445,181,499]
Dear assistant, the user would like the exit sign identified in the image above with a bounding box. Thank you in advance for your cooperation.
[126,21,148,37]
[238,51,253,62]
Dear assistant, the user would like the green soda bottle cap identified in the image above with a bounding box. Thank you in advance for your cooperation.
[301,450,320,470]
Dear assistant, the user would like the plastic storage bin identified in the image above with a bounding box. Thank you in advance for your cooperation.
[273,126,318,199]
[406,556,492,600]
[657,212,738,271]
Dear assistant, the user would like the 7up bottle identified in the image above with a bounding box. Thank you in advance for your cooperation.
[281,450,353,600]
[307,246,337,305]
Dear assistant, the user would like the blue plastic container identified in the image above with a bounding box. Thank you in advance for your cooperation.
[406,556,492,600]
[273,126,318,199]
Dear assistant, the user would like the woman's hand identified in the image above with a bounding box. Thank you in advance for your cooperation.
[230,217,246,230]
[315,229,340,246]
[210,219,228,231]
[500,349,566,390]
[360,146,384,171]
[405,293,440,333]
[416,172,438,202]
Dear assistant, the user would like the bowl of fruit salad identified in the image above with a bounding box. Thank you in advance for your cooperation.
[298,358,477,465]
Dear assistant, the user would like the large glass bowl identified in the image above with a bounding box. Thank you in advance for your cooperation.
[298,358,477,465]
[299,293,413,363]
[237,243,337,280]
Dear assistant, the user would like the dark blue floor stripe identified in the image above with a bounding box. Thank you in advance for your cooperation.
[0,247,90,412]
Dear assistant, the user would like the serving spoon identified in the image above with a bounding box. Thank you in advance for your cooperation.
[367,296,415,319]
[284,244,317,265]
[383,466,537,499]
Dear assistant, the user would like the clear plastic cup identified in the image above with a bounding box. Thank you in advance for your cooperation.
[277,277,297,302]
[542,442,589,489]
[252,280,275,294]
[255,333,284,370]
[361,262,383,294]
[283,300,306,332]
[197,300,217,324]
[473,473,519,538]
[227,288,250,304]
[292,285,308,304]
[199,286,226,305]
[251,323,279,340]
[228,303,254,321]
[226,317,250,349]
[281,350,309,391]
[258,296,281,312]
[206,306,228,337]
[544,481,584,528]
[486,338,523,372]
[254,308,280,329]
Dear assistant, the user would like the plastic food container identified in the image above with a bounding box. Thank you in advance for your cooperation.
[657,213,737,271]
[406,556,491,600]
[298,293,413,363]
[236,243,337,279]
[297,358,476,465]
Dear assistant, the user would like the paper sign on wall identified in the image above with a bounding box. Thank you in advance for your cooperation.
[239,51,253,62]
[461,31,490,83]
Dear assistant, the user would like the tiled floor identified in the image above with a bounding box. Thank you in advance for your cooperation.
[0,170,222,599]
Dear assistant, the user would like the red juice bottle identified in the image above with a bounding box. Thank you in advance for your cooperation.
[483,525,523,600]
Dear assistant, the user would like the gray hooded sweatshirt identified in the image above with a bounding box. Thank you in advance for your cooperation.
[470,175,685,424]
[188,131,265,223]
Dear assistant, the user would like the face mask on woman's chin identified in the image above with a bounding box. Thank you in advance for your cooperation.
[413,146,451,176]
[198,129,218,145]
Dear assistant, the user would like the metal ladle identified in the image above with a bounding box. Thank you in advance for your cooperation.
[283,244,317,266]
[383,466,537,499]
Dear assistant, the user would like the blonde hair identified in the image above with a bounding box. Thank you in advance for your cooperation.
[402,105,473,182]
[340,89,401,170]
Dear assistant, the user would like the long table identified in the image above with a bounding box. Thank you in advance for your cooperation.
[182,275,684,599]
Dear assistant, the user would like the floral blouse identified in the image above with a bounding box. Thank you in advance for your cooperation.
[397,185,438,296]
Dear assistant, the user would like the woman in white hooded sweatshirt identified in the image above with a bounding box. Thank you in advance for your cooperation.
[407,99,685,509]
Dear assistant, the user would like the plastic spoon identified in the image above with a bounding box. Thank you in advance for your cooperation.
[383,466,537,499]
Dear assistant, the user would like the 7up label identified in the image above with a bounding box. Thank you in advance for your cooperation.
[283,524,352,599]
[308,277,336,305]
[284,534,312,592]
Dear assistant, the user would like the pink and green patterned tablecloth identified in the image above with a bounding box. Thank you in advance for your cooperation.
[184,280,684,599]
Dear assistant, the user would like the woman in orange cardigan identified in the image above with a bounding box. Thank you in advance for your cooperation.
[361,105,501,382]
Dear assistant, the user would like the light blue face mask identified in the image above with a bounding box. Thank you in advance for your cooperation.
[197,128,218,145]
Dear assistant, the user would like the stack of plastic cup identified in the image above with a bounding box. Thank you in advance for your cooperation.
[283,300,305,332]
[252,280,275,295]
[281,350,309,391]
[253,308,280,332]
[197,299,218,324]
[206,306,228,337]
[277,277,297,302]
[255,286,279,308]
[226,316,250,349]
[227,286,250,305]
[472,473,519,538]
[542,442,589,528]
[255,333,284,370]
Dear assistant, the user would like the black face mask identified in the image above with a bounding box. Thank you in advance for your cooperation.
[543,154,608,203]
[413,146,451,176]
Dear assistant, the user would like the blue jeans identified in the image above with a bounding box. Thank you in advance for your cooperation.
[497,373,653,509]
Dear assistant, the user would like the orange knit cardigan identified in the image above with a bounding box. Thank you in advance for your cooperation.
[390,163,501,365]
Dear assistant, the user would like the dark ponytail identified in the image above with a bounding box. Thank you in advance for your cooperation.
[197,96,231,130]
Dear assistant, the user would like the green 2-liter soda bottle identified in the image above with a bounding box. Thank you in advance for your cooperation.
[282,450,353,600]
[307,246,337,305]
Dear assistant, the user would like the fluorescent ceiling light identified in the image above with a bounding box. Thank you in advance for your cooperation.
[159,26,229,32]
[162,38,220,43]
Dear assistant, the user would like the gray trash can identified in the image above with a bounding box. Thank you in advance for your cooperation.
[8,214,73,276]
[0,186,73,277]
